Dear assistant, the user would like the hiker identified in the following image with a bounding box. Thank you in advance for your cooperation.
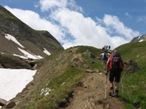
[100,50,109,70]
[106,50,124,97]
[108,46,111,50]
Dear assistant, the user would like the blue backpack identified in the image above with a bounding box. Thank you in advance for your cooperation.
[102,52,108,60]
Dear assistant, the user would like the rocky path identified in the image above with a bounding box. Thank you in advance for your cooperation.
[61,72,125,109]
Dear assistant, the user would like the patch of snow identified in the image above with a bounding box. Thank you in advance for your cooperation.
[43,48,51,55]
[0,68,36,101]
[18,48,43,59]
[13,54,28,59]
[35,55,43,59]
[41,88,51,96]
[61,82,65,86]
[5,34,24,48]
[0,52,4,55]
[139,39,144,42]
[138,36,141,39]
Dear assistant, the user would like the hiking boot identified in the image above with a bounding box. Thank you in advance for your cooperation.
[114,90,119,98]
[109,87,114,97]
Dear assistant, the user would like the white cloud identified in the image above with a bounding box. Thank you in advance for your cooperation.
[110,36,129,48]
[137,16,146,22]
[39,0,67,12]
[4,0,141,50]
[103,14,140,40]
[39,0,82,12]
[50,9,113,48]
[50,9,140,49]
[38,0,140,49]
[125,12,131,18]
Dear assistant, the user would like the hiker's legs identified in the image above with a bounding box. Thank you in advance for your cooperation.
[109,82,114,96]
[109,69,115,86]
[102,60,107,70]
[114,82,119,97]
[114,70,121,97]
[109,69,122,97]
[110,82,114,89]
[115,70,121,90]
[109,70,115,96]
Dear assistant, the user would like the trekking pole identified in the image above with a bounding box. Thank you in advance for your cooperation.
[104,70,108,99]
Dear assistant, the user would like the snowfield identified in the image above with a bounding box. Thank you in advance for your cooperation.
[0,68,36,101]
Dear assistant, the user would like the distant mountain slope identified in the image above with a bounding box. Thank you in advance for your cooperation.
[0,6,64,60]
[131,34,146,43]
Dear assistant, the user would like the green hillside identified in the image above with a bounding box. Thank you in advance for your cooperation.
[116,41,146,109]
[13,46,103,109]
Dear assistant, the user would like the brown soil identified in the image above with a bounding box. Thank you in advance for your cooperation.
[61,72,125,109]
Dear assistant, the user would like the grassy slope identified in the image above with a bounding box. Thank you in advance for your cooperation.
[14,46,103,109]
[116,41,146,109]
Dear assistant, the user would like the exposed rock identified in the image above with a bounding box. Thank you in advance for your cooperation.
[0,98,15,109]
[0,98,7,106]
[85,69,99,73]
[68,47,78,54]
[5,101,16,108]
[83,50,96,59]
[0,63,3,68]
[71,54,84,68]
[124,60,139,73]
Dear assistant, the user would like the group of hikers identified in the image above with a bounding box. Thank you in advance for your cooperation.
[100,46,124,98]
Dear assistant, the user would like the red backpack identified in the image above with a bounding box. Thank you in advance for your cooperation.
[109,52,123,70]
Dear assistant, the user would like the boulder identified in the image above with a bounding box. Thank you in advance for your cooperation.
[124,60,139,73]
[5,101,16,108]
[0,98,15,108]
[0,98,7,106]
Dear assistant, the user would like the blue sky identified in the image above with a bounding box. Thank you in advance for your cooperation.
[1,0,146,49]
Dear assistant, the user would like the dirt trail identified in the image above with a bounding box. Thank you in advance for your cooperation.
[61,72,125,109]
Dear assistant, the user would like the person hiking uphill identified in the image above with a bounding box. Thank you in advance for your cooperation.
[106,50,124,97]
[100,50,110,70]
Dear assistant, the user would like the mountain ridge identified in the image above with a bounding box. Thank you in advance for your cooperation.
[131,34,146,43]
[0,5,63,61]
[0,6,64,69]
